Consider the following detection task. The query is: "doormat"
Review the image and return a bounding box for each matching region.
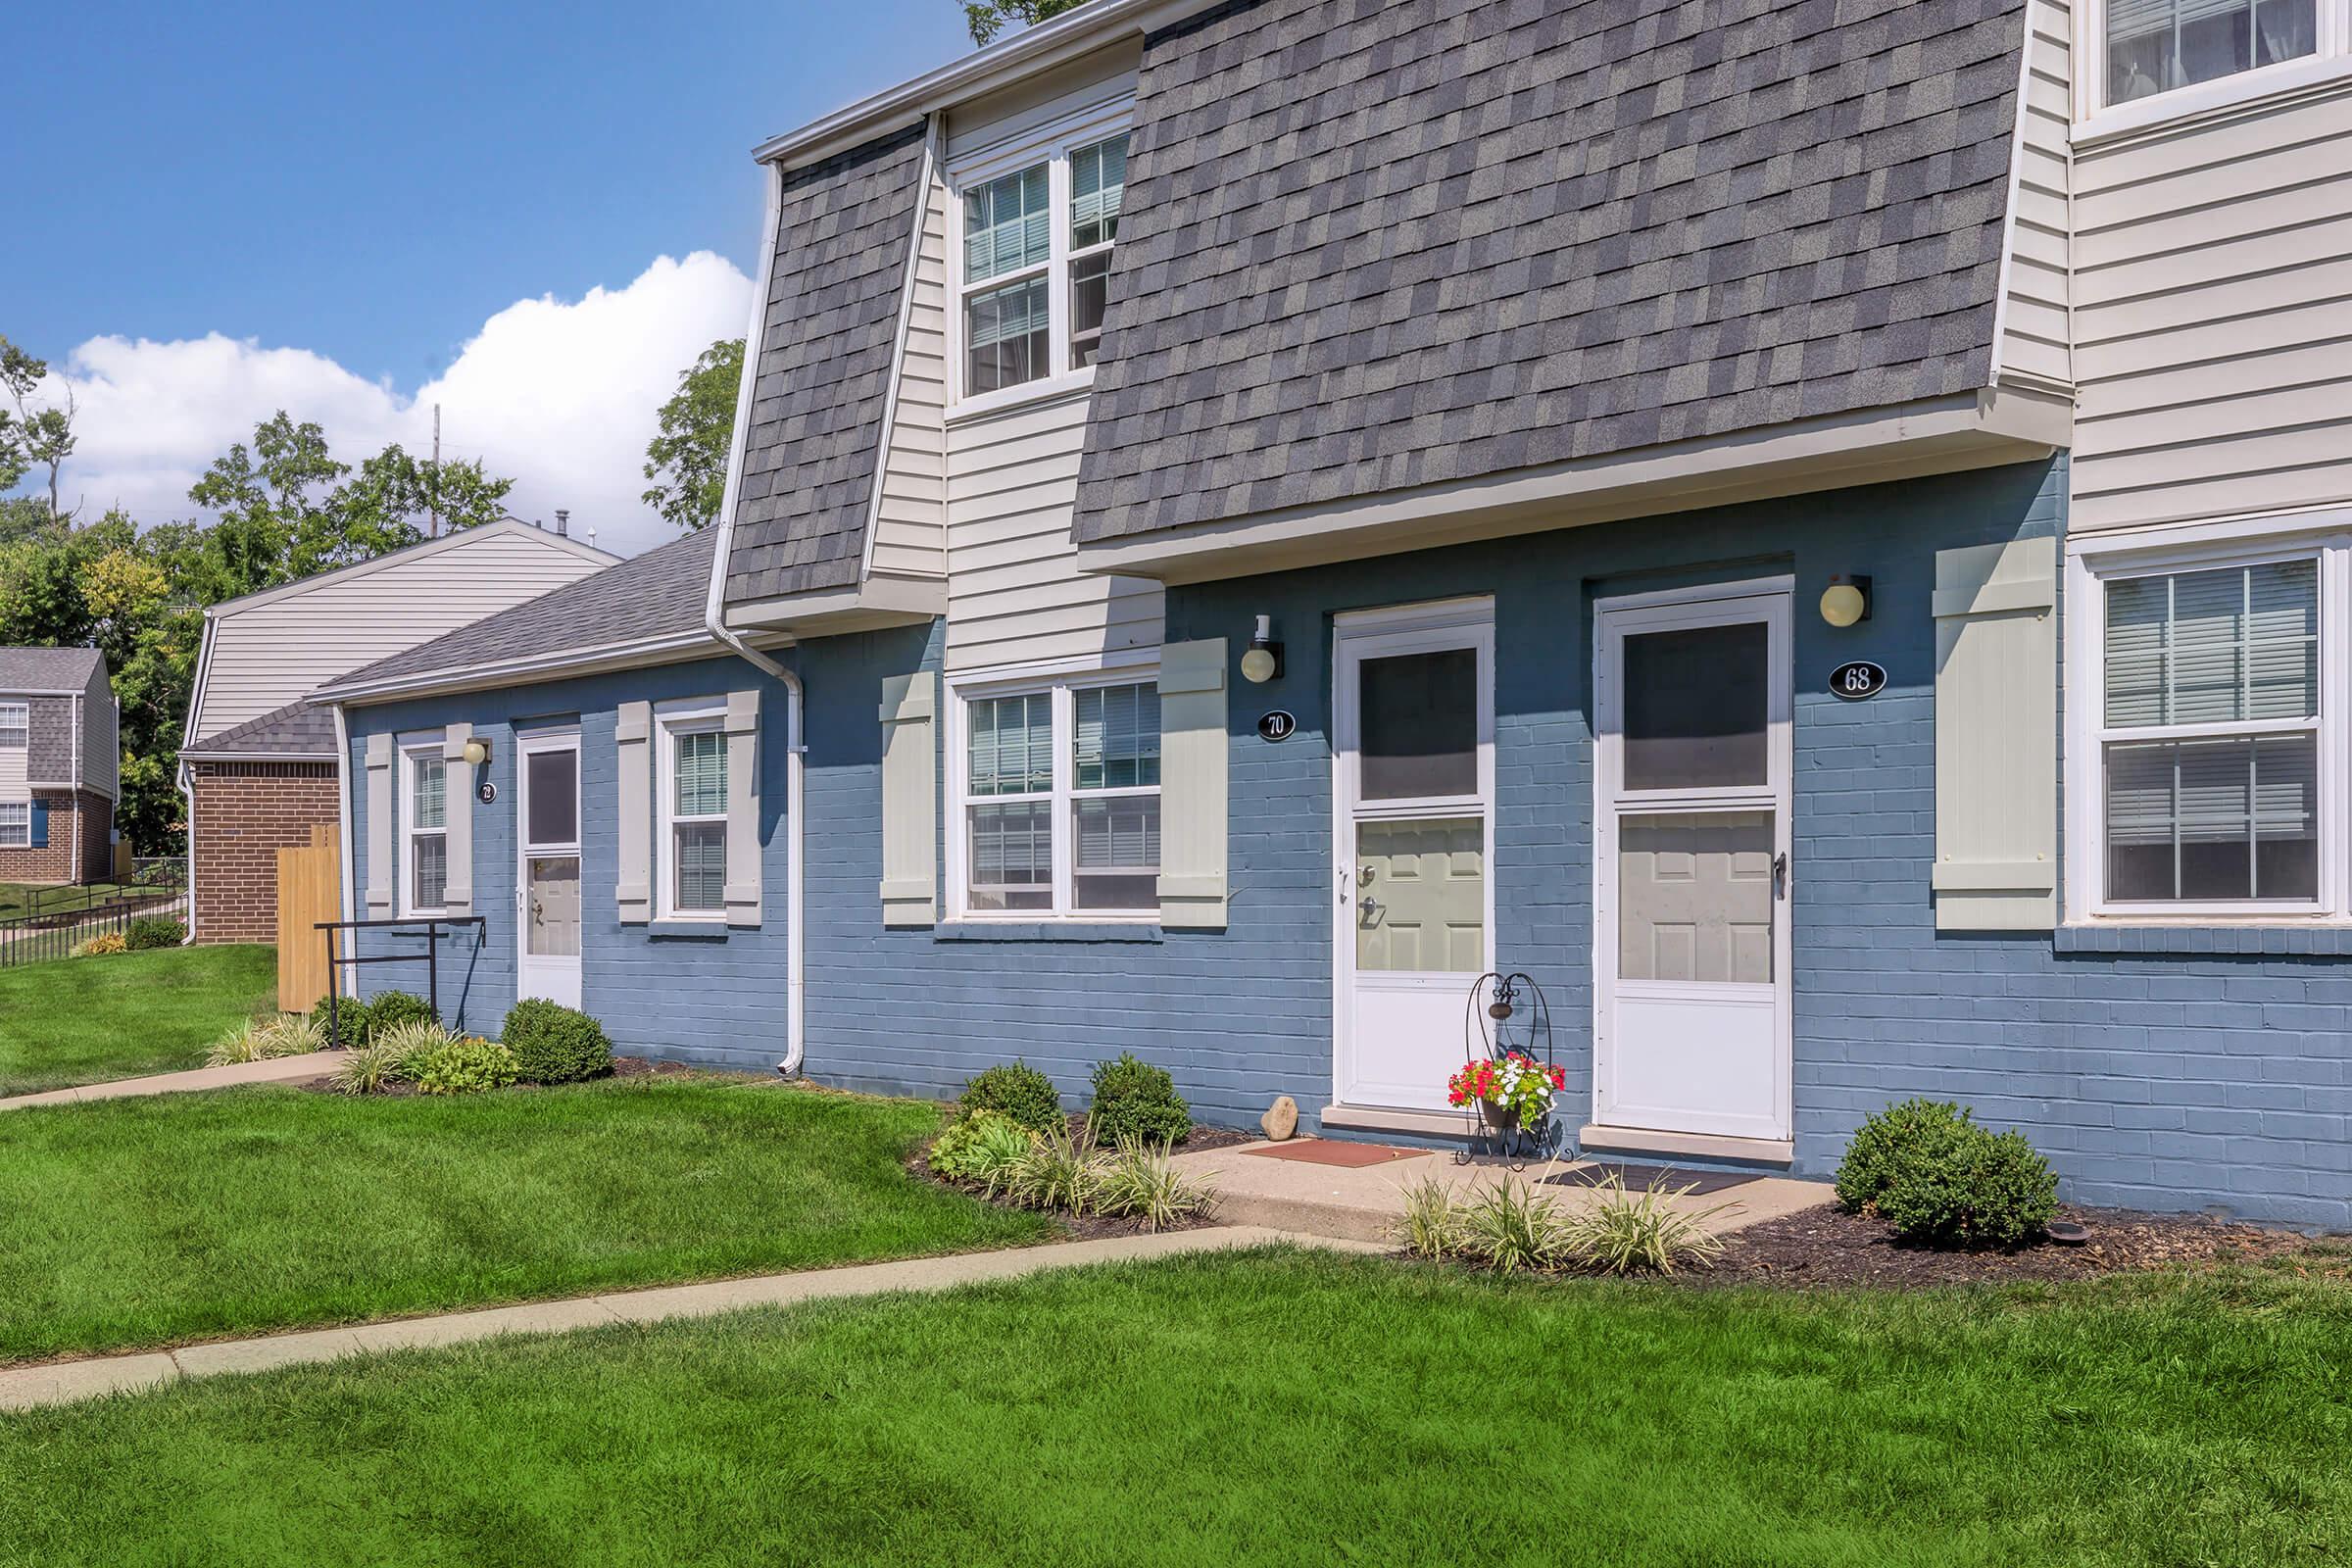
[1544,1162,1760,1198]
[1242,1140,1429,1168]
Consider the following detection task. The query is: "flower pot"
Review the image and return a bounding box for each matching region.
[1476,1100,1520,1134]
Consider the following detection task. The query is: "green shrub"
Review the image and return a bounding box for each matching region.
[124,916,184,951]
[929,1109,1036,1190]
[326,995,372,1047]
[958,1061,1063,1136]
[1877,1125,2058,1249]
[411,1036,519,1096]
[367,991,436,1035]
[1086,1053,1191,1147]
[1837,1098,1976,1213]
[500,999,613,1084]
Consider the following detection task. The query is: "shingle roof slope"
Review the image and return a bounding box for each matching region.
[325,529,719,692]
[1073,0,2029,542]
[721,122,929,607]
[182,700,337,758]
[0,646,104,691]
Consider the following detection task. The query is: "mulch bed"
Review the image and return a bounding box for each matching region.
[1705,1201,2336,1290]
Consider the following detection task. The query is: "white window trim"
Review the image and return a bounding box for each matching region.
[2065,512,2352,923]
[656,698,729,923]
[0,701,25,750]
[944,96,1132,421]
[2076,0,2352,140]
[944,652,1161,923]
[0,802,27,849]
[398,740,449,919]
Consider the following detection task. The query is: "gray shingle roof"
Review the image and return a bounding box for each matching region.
[0,646,104,692]
[180,700,338,758]
[324,529,719,694]
[1072,0,2028,543]
[721,122,929,607]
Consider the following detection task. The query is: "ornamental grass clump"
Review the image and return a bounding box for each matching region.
[1093,1141,1214,1231]
[1837,1098,2058,1249]
[1558,1172,1729,1276]
[330,1039,410,1096]
[1453,1175,1576,1273]
[1005,1121,1104,1216]
[74,932,127,957]
[1396,1173,1466,1260]
[204,1011,325,1066]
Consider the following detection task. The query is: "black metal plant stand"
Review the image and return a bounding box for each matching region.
[1457,971,1560,1170]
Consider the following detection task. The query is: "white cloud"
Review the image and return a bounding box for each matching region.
[34,251,753,558]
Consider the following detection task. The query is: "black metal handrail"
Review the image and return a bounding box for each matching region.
[317,916,487,1046]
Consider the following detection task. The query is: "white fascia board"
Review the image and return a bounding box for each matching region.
[721,573,949,637]
[1075,387,2076,584]
[751,0,1220,170]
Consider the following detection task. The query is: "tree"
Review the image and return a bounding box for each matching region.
[333,445,514,548]
[1,336,77,524]
[642,338,743,532]
[961,0,1091,45]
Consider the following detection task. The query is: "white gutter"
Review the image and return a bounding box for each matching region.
[749,0,1215,169]
[179,762,198,944]
[331,702,356,997]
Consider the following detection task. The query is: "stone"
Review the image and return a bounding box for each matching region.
[1260,1096,1298,1141]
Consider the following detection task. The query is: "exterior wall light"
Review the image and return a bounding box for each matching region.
[1819,575,1871,628]
[461,736,493,767]
[1241,614,1284,683]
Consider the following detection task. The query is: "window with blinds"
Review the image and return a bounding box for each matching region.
[405,750,449,913]
[667,727,728,914]
[957,674,1160,917]
[954,120,1131,396]
[0,803,27,848]
[0,703,25,750]
[2100,559,2321,904]
[2105,0,2318,106]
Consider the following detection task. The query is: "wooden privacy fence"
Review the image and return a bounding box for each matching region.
[277,824,341,1012]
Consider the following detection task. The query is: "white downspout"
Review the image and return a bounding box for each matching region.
[68,690,81,884]
[178,764,198,944]
[331,702,357,1003]
[703,154,806,1077]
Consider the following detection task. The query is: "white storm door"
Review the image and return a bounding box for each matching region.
[1333,601,1495,1114]
[517,730,583,1010]
[1593,583,1792,1142]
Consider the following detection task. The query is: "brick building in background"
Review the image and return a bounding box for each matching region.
[178,520,612,943]
[0,647,117,886]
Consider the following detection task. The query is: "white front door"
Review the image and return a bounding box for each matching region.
[1593,581,1792,1142]
[1333,600,1494,1114]
[516,729,583,1010]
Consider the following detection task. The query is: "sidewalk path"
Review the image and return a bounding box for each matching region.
[0,1050,342,1111]
[0,1226,1385,1412]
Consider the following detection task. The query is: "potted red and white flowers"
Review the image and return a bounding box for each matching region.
[1447,1051,1565,1133]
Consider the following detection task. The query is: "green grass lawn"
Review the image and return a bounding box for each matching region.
[0,943,274,1098]
[0,1078,1052,1363]
[0,1250,2345,1566]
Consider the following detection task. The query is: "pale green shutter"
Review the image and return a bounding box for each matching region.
[439,723,474,915]
[365,731,394,916]
[1933,539,2058,930]
[879,672,937,926]
[615,702,652,924]
[1156,640,1228,929]
[724,689,762,927]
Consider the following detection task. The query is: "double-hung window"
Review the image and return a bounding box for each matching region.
[2079,534,2345,916]
[660,710,727,919]
[956,671,1159,918]
[955,122,1129,402]
[0,803,26,848]
[2087,0,2335,120]
[0,703,25,751]
[402,745,448,914]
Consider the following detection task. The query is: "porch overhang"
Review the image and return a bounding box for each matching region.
[720,571,948,640]
[1075,386,2072,586]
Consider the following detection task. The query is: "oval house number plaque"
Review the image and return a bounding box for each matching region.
[1829,661,1887,701]
[1256,710,1298,742]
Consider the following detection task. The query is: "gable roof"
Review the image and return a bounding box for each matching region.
[319,529,721,700]
[0,646,105,693]
[206,518,613,618]
[719,122,930,610]
[1072,0,2029,544]
[181,699,337,760]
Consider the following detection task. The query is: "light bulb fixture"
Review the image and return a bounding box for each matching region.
[461,736,493,768]
[1819,574,1871,628]
[1240,613,1284,683]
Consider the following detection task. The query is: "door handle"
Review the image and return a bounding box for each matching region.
[1773,852,1789,898]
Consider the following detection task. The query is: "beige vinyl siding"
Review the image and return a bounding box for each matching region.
[1997,0,2073,388]
[943,46,1138,165]
[0,746,24,805]
[944,387,1161,671]
[191,531,608,744]
[2070,82,2352,535]
[869,172,950,580]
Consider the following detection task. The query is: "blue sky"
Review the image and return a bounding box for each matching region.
[9,0,980,551]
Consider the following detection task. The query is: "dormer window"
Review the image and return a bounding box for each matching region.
[2105,0,2317,104]
[954,120,1129,405]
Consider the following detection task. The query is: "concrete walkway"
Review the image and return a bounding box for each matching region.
[1174,1139,1834,1244]
[0,1226,1382,1413]
[0,1051,343,1111]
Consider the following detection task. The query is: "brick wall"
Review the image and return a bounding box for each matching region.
[190,761,339,943]
[0,789,113,884]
